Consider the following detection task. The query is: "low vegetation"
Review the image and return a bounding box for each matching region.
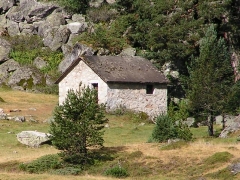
[1,89,240,179]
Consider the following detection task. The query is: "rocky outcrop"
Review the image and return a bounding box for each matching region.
[219,115,240,138]
[0,0,133,90]
[59,43,95,73]
[8,66,44,90]
[0,38,11,62]
[16,131,51,147]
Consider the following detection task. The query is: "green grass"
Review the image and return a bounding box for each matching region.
[104,114,154,146]
[2,89,240,180]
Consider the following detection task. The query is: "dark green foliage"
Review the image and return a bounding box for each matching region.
[151,114,192,142]
[50,85,108,165]
[87,5,118,23]
[105,166,129,178]
[225,80,240,114]
[51,166,82,175]
[187,24,234,136]
[19,154,61,173]
[56,0,90,13]
[168,100,189,121]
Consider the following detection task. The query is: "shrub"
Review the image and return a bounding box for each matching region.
[50,85,108,165]
[105,166,129,178]
[51,166,82,175]
[87,5,118,23]
[19,154,61,173]
[55,0,90,13]
[151,114,192,142]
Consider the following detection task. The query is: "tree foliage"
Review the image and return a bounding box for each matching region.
[187,24,234,135]
[56,0,90,13]
[151,114,192,142]
[50,85,108,164]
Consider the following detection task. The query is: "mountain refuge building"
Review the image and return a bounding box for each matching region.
[55,56,168,117]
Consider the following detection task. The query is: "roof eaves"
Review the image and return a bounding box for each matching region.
[54,58,81,84]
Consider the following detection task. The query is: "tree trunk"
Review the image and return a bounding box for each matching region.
[208,115,214,136]
[222,114,226,130]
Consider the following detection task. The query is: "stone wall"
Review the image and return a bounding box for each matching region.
[58,61,108,104]
[59,60,168,117]
[106,83,167,117]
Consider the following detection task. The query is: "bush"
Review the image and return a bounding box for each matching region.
[50,85,108,165]
[87,5,118,23]
[19,154,61,173]
[55,0,90,13]
[51,166,82,175]
[105,166,129,178]
[151,114,192,142]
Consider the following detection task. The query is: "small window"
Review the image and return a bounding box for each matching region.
[92,83,98,90]
[92,83,98,102]
[146,85,154,94]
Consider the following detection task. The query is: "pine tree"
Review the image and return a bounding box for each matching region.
[49,85,108,164]
[187,24,234,136]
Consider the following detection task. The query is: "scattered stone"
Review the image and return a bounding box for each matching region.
[14,116,25,122]
[230,163,240,175]
[183,117,195,127]
[29,117,38,123]
[9,109,21,112]
[167,139,180,144]
[120,47,136,56]
[16,131,52,147]
[139,122,145,126]
[29,107,37,111]
[104,123,109,128]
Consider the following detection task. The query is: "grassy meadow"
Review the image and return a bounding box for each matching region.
[1,88,240,180]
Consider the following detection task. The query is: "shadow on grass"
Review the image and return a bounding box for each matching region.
[91,146,127,162]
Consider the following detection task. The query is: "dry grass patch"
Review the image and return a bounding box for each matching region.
[0,88,58,121]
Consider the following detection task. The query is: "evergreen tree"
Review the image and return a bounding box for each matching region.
[187,24,234,136]
[49,85,108,164]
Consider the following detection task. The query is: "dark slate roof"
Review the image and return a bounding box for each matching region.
[55,56,168,84]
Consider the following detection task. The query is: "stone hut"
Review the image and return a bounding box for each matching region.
[55,56,168,117]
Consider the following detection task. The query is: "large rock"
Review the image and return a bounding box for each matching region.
[16,131,51,147]
[6,19,20,36]
[90,0,104,7]
[0,59,20,84]
[19,22,37,35]
[43,25,70,51]
[67,22,88,34]
[58,43,95,73]
[0,38,11,62]
[7,66,44,90]
[0,0,15,14]
[33,57,48,70]
[219,115,240,138]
